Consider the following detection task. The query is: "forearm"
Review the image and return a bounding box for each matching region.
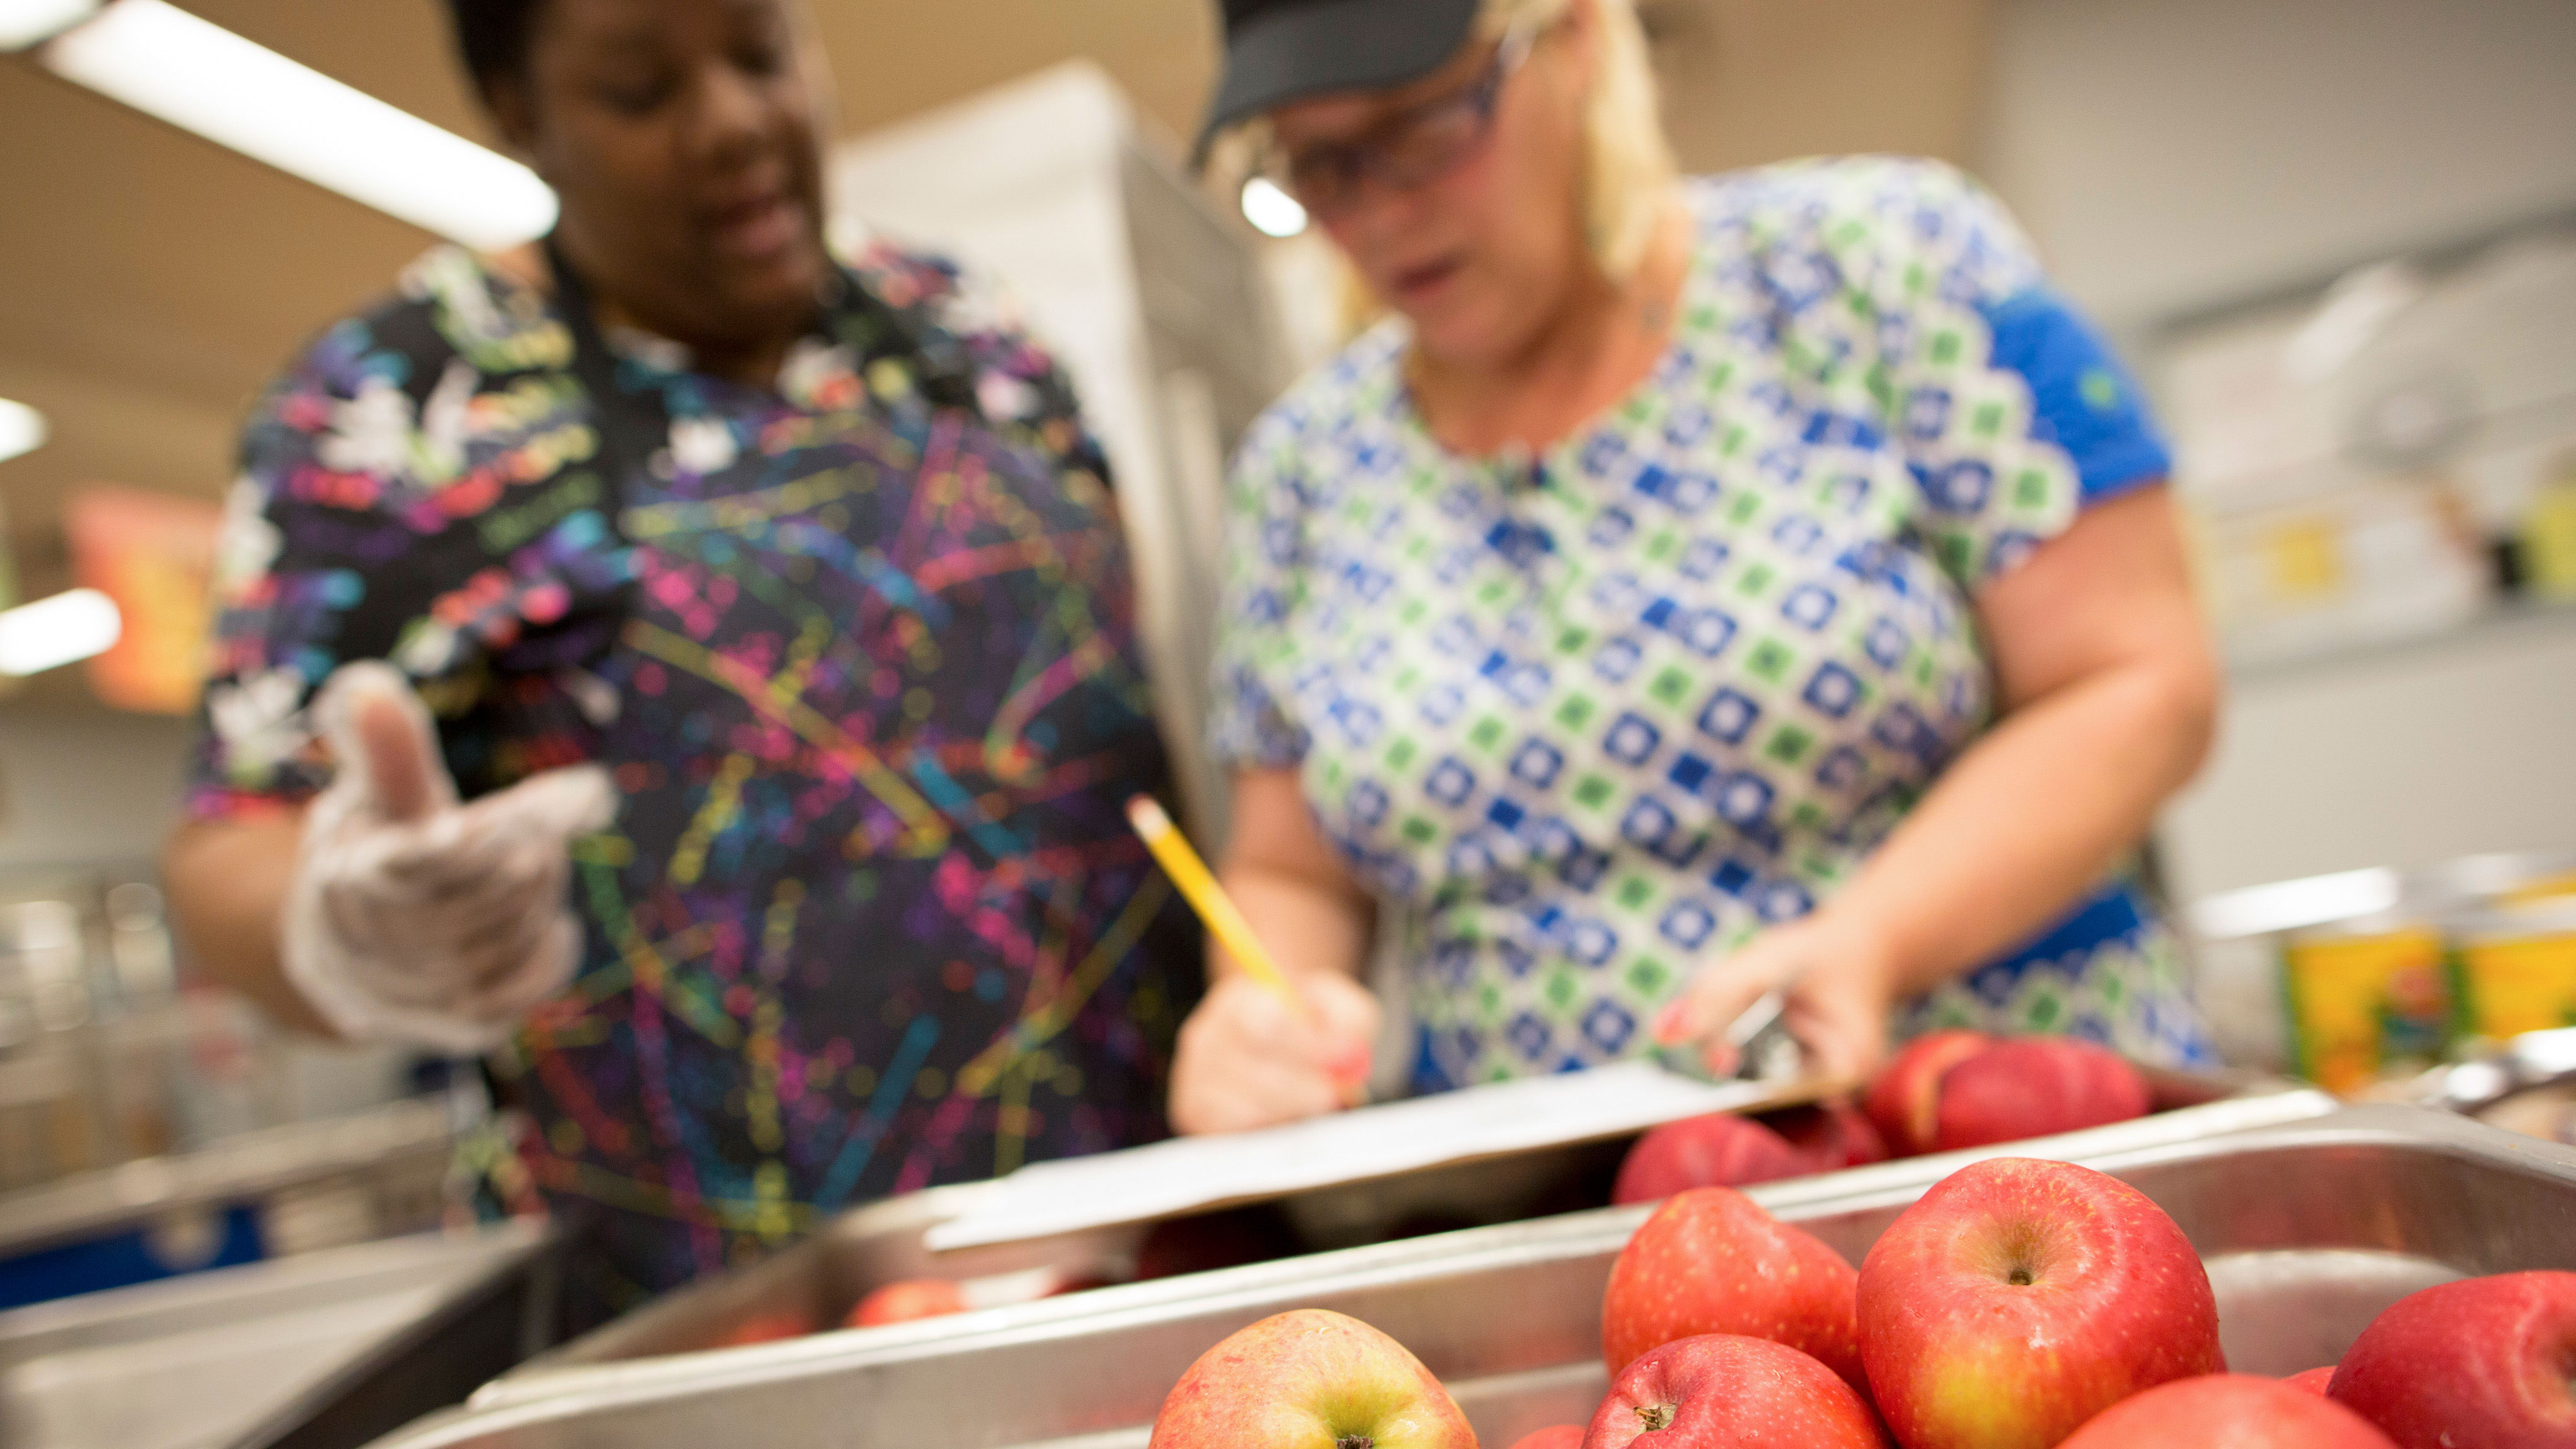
[1832,655,2217,998]
[162,812,339,1037]
[1215,860,1375,984]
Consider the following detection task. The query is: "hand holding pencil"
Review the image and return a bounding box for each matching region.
[1130,796,1378,1135]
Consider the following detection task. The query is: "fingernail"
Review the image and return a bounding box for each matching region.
[1652,1002,1688,1046]
[1702,1044,1741,1078]
[1327,1047,1371,1083]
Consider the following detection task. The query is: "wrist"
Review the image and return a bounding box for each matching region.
[1811,904,1908,1001]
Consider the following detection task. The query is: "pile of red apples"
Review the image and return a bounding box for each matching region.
[1147,1161,2576,1448]
[1147,1031,2576,1448]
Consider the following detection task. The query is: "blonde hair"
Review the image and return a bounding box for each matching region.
[1481,0,1678,282]
[1213,0,1679,333]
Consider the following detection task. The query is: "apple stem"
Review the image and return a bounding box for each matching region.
[1637,1403,1674,1431]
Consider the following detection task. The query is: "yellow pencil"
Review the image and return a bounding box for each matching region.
[1125,795,1304,1011]
[1127,795,1371,1100]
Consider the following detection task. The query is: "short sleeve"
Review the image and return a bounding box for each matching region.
[1205,408,1315,771]
[188,372,375,815]
[1800,160,2173,588]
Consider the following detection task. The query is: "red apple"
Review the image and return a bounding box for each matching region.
[1148,1308,1475,1449]
[845,1278,968,1327]
[1601,1185,1866,1395]
[1506,1428,1585,1449]
[2284,1366,2336,1396]
[1613,1114,1809,1204]
[2329,1270,2576,1448]
[1930,1037,2151,1153]
[1857,1157,2223,1449]
[2058,1374,2395,1448]
[1586,1334,1890,1448]
[1769,1100,1890,1171]
[714,1310,811,1346]
[1863,1029,1988,1156]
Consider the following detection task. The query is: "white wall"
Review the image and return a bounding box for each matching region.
[2162,619,2576,901]
[1981,0,2576,901]
[1983,0,2576,335]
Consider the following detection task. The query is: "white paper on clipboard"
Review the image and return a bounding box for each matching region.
[923,1061,1791,1251]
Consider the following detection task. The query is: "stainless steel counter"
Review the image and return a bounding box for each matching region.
[0,1097,461,1269]
[0,1220,558,1449]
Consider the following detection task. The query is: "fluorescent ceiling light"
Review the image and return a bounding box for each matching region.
[0,398,45,465]
[1241,176,1309,239]
[0,0,96,51]
[0,588,122,677]
[40,0,556,249]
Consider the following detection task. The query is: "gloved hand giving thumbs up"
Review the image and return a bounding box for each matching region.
[280,661,617,1054]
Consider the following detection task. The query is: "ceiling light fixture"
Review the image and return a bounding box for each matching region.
[0,588,122,677]
[1240,176,1309,240]
[37,0,556,249]
[0,398,46,465]
[0,0,95,51]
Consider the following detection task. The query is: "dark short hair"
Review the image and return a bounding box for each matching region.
[442,0,547,97]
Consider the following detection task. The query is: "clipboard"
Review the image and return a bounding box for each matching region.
[924,1062,1847,1251]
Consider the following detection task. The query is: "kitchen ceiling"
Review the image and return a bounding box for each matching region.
[0,0,1989,685]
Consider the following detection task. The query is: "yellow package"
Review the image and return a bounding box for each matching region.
[2454,912,2576,1043]
[2281,924,2450,1096]
[2522,465,2576,601]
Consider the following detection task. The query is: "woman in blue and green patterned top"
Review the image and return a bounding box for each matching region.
[162,0,1196,1307]
[1170,0,2222,1133]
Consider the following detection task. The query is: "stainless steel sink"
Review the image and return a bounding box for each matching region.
[357,1104,2572,1449]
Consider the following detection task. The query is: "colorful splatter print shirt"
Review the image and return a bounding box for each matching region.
[1211,159,2216,1092]
[188,239,1199,1300]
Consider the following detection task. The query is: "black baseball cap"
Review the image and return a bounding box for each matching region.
[1194,0,1482,164]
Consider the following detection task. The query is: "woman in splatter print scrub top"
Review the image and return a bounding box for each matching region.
[164,0,1196,1308]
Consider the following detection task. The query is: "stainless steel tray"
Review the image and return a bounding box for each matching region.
[483,1067,2317,1402]
[371,1104,2576,1449]
[417,1072,2339,1433]
[0,1221,559,1449]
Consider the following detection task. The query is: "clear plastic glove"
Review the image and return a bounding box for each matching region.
[281,661,616,1054]
[1651,911,1900,1087]
[1168,969,1379,1135]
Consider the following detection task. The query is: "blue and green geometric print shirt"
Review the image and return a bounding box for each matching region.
[1209,158,2216,1091]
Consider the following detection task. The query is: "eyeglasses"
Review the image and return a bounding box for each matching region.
[1253,20,1541,222]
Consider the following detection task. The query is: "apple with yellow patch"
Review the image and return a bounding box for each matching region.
[1856,1157,2222,1449]
[1148,1308,1477,1449]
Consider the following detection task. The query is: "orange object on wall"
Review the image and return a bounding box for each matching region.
[64,485,221,714]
